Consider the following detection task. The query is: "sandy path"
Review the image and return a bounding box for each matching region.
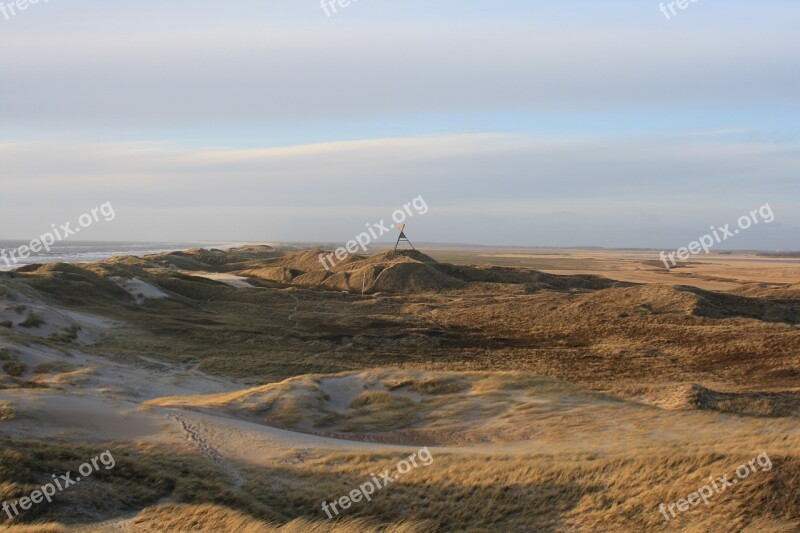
[159,408,418,469]
[168,412,247,488]
[287,292,300,328]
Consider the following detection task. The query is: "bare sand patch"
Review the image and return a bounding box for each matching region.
[178,271,255,288]
[110,277,169,304]
[0,390,163,441]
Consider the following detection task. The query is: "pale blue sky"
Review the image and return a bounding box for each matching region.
[0,1,798,249]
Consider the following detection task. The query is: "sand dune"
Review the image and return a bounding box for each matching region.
[0,246,798,531]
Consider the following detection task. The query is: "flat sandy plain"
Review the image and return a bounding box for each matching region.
[420,246,800,291]
[0,245,798,532]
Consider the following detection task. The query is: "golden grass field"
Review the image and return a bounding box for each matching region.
[0,245,798,532]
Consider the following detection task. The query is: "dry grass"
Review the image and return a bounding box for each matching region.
[144,370,609,444]
[42,366,96,386]
[402,377,469,395]
[31,362,75,375]
[0,525,65,533]
[18,313,45,329]
[146,376,329,427]
[349,390,398,409]
[131,504,274,532]
[3,361,27,377]
[2,442,799,532]
[0,438,277,527]
[116,449,800,532]
[0,247,798,531]
[0,401,15,420]
[131,503,430,532]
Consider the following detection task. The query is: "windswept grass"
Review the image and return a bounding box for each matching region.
[117,449,800,532]
[349,391,400,409]
[131,503,431,533]
[19,313,46,329]
[0,439,276,526]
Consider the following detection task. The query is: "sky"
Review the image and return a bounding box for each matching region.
[1,0,798,250]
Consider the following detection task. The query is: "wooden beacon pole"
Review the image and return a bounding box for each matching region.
[393,224,415,251]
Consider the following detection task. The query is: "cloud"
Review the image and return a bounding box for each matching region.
[0,133,797,247]
[1,23,797,132]
[1,2,796,248]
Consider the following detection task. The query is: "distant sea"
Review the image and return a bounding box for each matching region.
[0,241,241,272]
